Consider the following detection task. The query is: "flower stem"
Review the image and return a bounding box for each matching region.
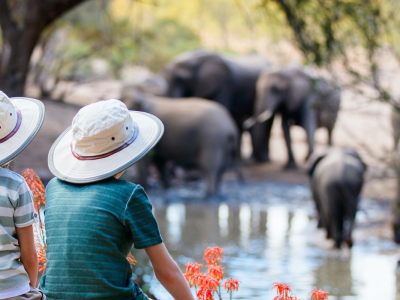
[217,287,223,300]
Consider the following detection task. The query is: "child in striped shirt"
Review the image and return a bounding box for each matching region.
[0,91,45,300]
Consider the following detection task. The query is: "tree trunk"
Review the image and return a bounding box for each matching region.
[0,0,87,96]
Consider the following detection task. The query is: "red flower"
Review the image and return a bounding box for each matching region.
[207,264,224,280]
[310,287,329,300]
[224,278,240,292]
[272,283,292,298]
[184,262,203,287]
[197,286,214,300]
[203,247,225,266]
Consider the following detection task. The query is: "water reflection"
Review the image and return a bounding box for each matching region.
[219,203,229,237]
[239,204,251,248]
[314,255,354,299]
[165,203,185,244]
[149,183,398,300]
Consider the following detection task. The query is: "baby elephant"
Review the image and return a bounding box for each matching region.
[308,148,367,248]
[120,83,242,197]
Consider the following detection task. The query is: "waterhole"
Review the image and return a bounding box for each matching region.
[144,180,398,300]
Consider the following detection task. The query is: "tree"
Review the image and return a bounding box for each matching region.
[0,0,88,96]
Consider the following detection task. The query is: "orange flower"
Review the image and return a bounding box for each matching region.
[207,264,224,280]
[22,169,46,212]
[193,273,220,292]
[273,283,292,298]
[185,262,203,276]
[23,169,48,271]
[224,278,240,292]
[184,262,203,287]
[37,243,47,272]
[126,253,136,265]
[203,247,225,266]
[310,287,329,300]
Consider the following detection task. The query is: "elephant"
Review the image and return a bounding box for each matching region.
[162,50,270,158]
[307,148,367,248]
[120,83,242,197]
[245,67,341,168]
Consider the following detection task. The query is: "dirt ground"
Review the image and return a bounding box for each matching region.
[14,81,397,203]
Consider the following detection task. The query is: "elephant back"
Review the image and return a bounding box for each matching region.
[308,148,366,179]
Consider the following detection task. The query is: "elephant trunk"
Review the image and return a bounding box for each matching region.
[243,108,274,130]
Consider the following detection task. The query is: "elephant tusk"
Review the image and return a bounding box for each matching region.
[257,109,273,123]
[243,117,257,129]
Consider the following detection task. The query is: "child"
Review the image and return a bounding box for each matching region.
[42,99,194,300]
[0,91,45,299]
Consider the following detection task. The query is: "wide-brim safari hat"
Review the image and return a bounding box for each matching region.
[0,91,45,166]
[48,99,164,183]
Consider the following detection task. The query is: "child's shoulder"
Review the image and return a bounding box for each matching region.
[0,168,25,186]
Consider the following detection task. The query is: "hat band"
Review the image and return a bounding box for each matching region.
[0,108,22,144]
[71,120,139,161]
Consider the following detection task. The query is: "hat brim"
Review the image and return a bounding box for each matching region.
[48,111,164,183]
[0,97,45,166]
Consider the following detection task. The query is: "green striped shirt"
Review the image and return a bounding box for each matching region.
[0,168,37,291]
[40,177,162,300]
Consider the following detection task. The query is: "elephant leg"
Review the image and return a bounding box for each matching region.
[342,180,362,248]
[318,180,339,242]
[327,185,344,249]
[204,170,219,198]
[200,148,224,197]
[327,127,333,146]
[331,213,344,249]
[303,108,317,161]
[311,179,324,228]
[282,115,297,169]
[154,157,171,189]
[345,213,356,248]
[251,117,274,162]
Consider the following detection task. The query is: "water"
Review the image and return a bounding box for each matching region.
[143,180,399,300]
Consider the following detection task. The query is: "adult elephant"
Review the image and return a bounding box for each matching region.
[245,68,341,168]
[163,50,270,159]
[308,148,367,248]
[120,83,242,197]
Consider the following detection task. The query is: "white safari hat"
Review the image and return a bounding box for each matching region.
[0,91,45,165]
[48,99,164,183]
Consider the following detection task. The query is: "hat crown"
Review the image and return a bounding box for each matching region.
[72,99,135,156]
[0,91,18,139]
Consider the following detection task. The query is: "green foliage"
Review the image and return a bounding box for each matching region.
[34,0,201,82]
[138,18,201,71]
[261,0,400,65]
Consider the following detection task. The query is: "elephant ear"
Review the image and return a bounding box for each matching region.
[307,150,329,177]
[286,70,313,111]
[343,148,368,173]
[194,55,230,100]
